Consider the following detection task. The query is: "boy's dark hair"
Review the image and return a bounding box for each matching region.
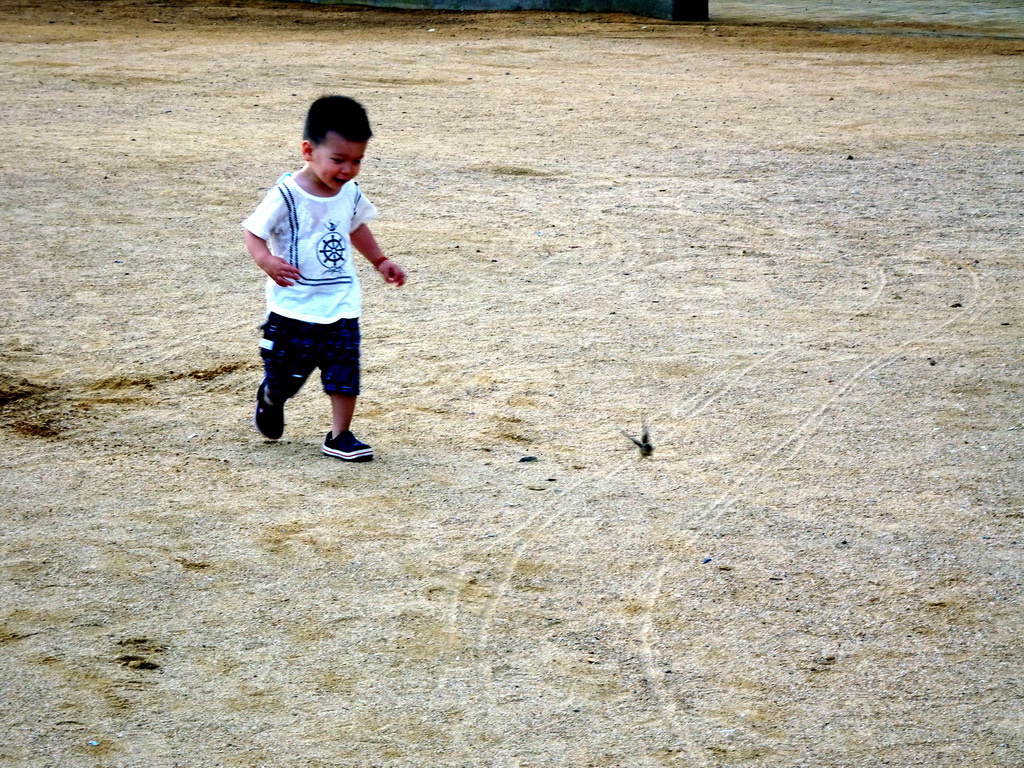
[304,95,373,145]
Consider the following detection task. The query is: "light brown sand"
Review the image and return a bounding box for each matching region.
[1,2,1021,766]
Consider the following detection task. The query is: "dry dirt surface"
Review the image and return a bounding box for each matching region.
[1,1,1022,766]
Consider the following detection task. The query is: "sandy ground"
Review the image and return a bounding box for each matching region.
[712,0,1024,38]
[0,1,1022,766]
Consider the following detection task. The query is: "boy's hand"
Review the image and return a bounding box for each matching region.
[245,230,301,286]
[261,256,302,287]
[376,259,407,287]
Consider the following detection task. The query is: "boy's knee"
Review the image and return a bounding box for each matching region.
[266,374,305,403]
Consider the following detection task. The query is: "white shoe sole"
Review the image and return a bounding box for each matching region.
[322,444,374,462]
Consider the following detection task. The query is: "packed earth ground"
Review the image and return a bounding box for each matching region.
[1,1,1021,766]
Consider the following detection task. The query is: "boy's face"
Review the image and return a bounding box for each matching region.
[301,131,367,194]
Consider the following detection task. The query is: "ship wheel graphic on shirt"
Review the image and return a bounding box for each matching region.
[316,222,348,271]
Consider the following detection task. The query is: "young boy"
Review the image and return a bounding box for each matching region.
[243,95,406,462]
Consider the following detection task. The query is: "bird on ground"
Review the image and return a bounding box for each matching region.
[621,421,653,457]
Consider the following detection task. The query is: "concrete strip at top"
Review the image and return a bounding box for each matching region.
[306,0,708,22]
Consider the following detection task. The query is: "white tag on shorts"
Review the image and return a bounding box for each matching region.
[259,338,274,351]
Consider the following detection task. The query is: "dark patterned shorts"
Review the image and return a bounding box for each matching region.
[259,312,360,400]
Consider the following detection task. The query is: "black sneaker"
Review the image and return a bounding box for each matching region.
[322,430,374,462]
[254,380,284,440]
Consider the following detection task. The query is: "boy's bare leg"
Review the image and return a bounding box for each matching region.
[329,393,357,438]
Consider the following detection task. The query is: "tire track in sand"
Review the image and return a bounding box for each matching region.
[633,261,992,761]
[438,258,896,759]
[699,262,987,526]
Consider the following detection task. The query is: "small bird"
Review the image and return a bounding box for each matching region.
[621,421,653,457]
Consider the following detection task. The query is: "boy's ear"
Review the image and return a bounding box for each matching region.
[300,139,315,160]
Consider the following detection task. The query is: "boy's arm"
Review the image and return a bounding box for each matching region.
[351,224,406,287]
[244,230,301,287]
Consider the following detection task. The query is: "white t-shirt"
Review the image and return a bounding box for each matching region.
[242,174,379,323]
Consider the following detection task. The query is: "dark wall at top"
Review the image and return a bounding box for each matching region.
[309,0,707,22]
